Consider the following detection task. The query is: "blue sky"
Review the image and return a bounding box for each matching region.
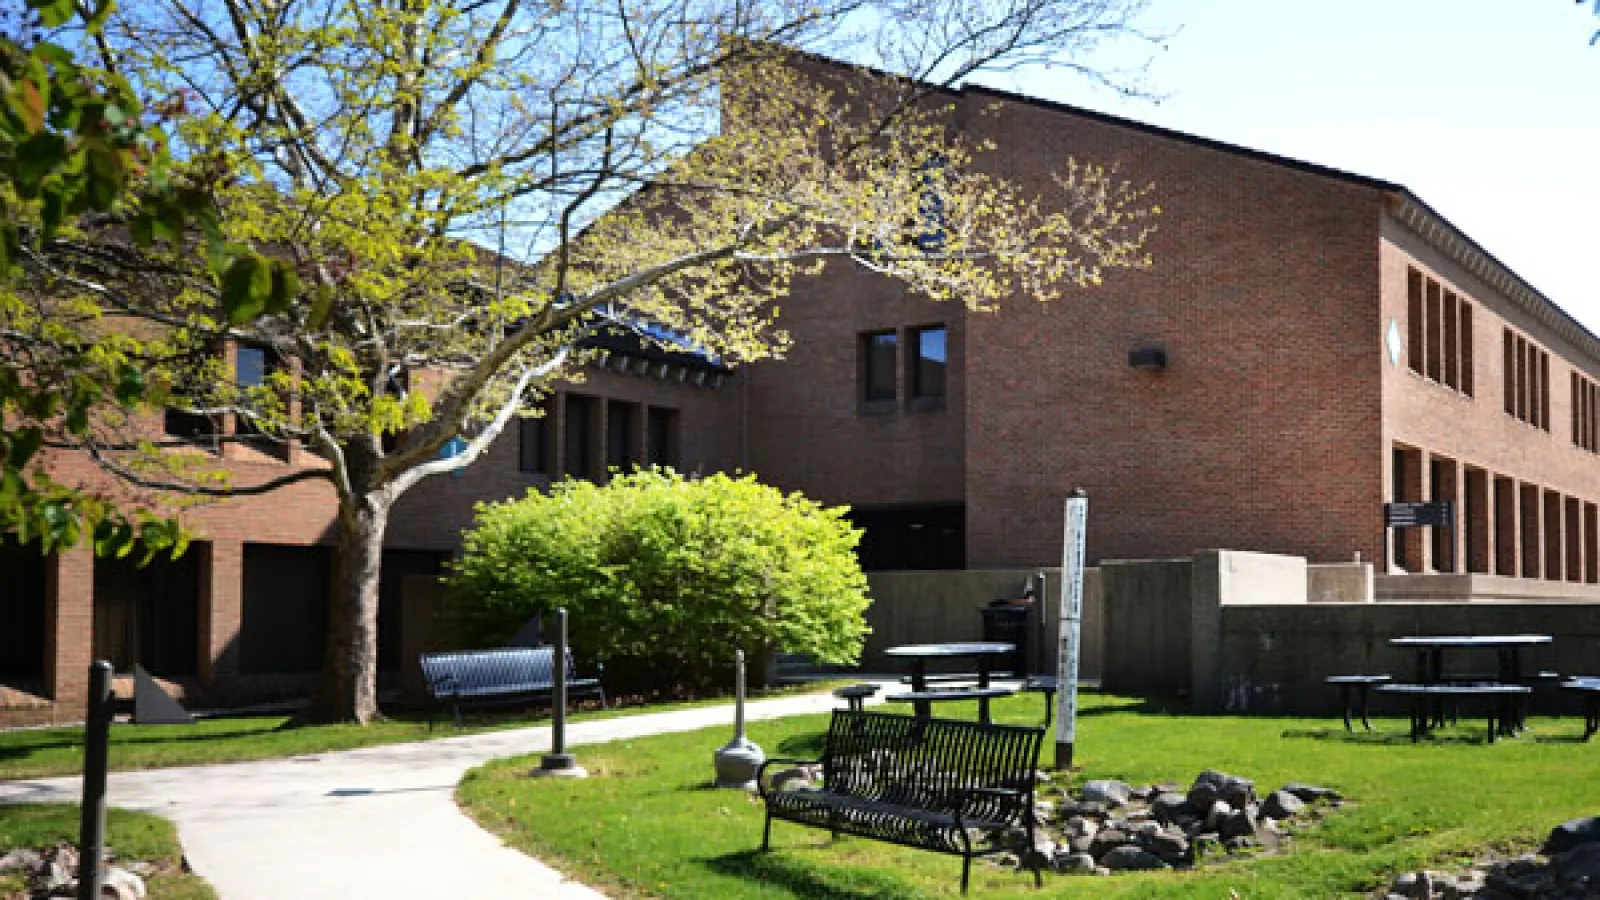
[973,1,1600,331]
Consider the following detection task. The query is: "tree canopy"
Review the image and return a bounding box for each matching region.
[13,0,1161,723]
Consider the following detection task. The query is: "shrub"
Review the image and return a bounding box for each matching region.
[447,469,870,693]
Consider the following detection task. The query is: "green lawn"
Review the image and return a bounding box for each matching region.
[456,691,1600,899]
[0,683,848,781]
[0,804,214,899]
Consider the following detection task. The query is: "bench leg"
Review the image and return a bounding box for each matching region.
[1340,684,1353,733]
[977,696,992,725]
[1358,685,1374,731]
[961,855,972,895]
[761,809,774,851]
[1041,690,1055,728]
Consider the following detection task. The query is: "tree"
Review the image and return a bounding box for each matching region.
[1,0,284,560]
[450,470,870,695]
[21,0,1160,724]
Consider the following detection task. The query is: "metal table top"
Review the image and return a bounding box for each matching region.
[1387,635,1553,649]
[884,642,1015,658]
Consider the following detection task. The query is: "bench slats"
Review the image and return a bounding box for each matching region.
[419,646,604,726]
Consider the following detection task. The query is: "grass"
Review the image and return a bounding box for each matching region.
[0,681,850,781]
[456,691,1600,899]
[0,803,214,900]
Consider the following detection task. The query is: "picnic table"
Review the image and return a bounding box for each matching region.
[1383,634,1554,738]
[883,642,1016,723]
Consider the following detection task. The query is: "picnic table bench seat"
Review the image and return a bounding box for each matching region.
[1378,682,1530,743]
[1561,678,1600,740]
[757,709,1044,894]
[884,687,1014,724]
[419,646,604,727]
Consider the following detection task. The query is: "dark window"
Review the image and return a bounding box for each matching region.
[234,345,290,458]
[861,331,897,403]
[240,544,330,674]
[647,407,678,468]
[909,325,947,401]
[93,545,204,677]
[606,401,638,474]
[848,505,965,571]
[563,395,596,480]
[1407,269,1424,375]
[0,538,48,684]
[1504,329,1550,431]
[518,414,549,474]
[377,550,448,672]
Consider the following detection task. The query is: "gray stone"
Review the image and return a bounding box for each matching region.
[1280,782,1342,804]
[1219,808,1258,842]
[1151,792,1192,825]
[1148,830,1189,860]
[1205,799,1233,831]
[1187,770,1228,809]
[1088,828,1130,859]
[1060,800,1108,818]
[102,866,148,900]
[1261,790,1307,820]
[1064,816,1098,840]
[0,848,42,871]
[1543,816,1600,855]
[1555,841,1600,882]
[1054,851,1097,874]
[1081,779,1133,807]
[1101,845,1167,871]
[1068,835,1094,854]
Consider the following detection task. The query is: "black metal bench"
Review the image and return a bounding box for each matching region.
[419,646,604,728]
[1561,678,1600,740]
[757,709,1044,894]
[1378,683,1530,743]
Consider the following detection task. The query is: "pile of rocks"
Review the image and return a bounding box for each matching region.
[0,845,149,899]
[1001,769,1343,876]
[1373,816,1600,899]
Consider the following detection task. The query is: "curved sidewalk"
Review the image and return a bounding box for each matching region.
[0,687,883,900]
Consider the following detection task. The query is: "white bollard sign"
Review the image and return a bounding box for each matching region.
[1054,488,1088,769]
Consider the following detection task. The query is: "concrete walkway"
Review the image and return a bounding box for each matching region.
[0,687,882,900]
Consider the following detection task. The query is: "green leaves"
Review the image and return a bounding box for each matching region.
[218,253,301,324]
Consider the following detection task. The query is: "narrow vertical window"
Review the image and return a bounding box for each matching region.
[646,407,678,468]
[1442,292,1458,389]
[1407,269,1424,375]
[563,395,595,481]
[860,330,898,403]
[1425,280,1442,382]
[606,401,637,473]
[518,415,548,474]
[1503,330,1515,416]
[908,325,947,402]
[1540,352,1551,431]
[1459,302,1473,396]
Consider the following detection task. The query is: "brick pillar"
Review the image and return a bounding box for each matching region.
[199,540,244,689]
[45,545,95,720]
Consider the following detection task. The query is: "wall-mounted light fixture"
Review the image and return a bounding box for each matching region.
[1128,346,1167,370]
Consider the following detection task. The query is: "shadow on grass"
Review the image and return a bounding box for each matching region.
[702,849,910,900]
[1279,727,1530,746]
[775,732,828,758]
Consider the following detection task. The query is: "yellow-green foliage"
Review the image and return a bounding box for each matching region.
[449,469,870,691]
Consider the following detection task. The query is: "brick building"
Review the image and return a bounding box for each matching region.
[5,73,1598,723]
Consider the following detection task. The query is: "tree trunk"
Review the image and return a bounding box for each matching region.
[296,488,392,725]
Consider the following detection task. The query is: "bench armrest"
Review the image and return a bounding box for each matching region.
[755,756,823,800]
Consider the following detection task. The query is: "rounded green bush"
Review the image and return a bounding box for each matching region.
[447,469,870,693]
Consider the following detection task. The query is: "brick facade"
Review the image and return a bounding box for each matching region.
[9,69,1598,723]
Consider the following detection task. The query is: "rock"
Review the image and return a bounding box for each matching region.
[1390,872,1418,895]
[1128,820,1162,838]
[1033,769,1053,784]
[1081,779,1133,807]
[1187,770,1227,809]
[1088,828,1130,859]
[1151,792,1192,825]
[1280,782,1342,804]
[1205,800,1233,831]
[1063,816,1098,840]
[1068,835,1095,854]
[1254,818,1284,852]
[1101,845,1167,871]
[1409,870,1433,899]
[767,767,815,791]
[102,866,148,900]
[1555,841,1600,882]
[1054,851,1097,874]
[1261,790,1307,820]
[1148,830,1189,860]
[1219,808,1258,842]
[0,848,42,871]
[1542,816,1600,855]
[1218,776,1256,810]
[1224,835,1255,852]
[1060,800,1108,818]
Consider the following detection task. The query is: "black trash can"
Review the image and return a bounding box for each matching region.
[980,601,1030,676]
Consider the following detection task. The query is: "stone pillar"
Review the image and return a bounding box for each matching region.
[199,540,244,689]
[45,545,95,721]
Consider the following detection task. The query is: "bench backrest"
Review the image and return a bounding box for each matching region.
[821,710,1042,823]
[420,646,573,696]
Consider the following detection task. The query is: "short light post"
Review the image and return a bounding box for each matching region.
[713,649,765,789]
[532,608,587,779]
